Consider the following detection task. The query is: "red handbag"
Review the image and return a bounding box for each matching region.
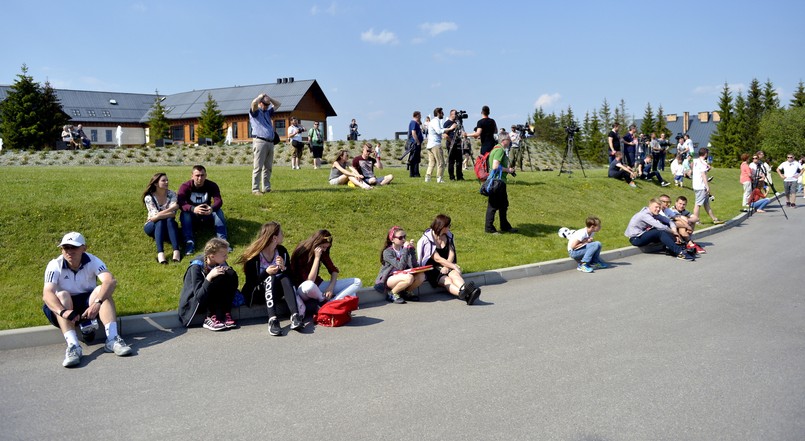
[314,295,359,327]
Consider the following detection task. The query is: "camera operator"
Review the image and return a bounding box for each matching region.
[464,105,498,156]
[657,133,670,170]
[288,117,305,170]
[508,125,521,171]
[444,109,465,181]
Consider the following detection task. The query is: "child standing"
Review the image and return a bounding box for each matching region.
[566,216,609,273]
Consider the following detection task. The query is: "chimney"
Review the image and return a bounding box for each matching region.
[282,78,288,84]
[683,112,689,133]
[698,112,709,123]
[276,78,282,84]
[289,77,294,83]
[712,111,721,122]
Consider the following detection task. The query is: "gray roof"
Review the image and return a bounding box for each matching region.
[636,113,719,149]
[139,79,337,123]
[0,85,154,123]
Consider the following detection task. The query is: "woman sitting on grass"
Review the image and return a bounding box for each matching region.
[237,222,303,337]
[290,230,362,318]
[416,214,481,305]
[329,149,372,189]
[142,172,181,264]
[178,238,239,331]
[374,226,425,304]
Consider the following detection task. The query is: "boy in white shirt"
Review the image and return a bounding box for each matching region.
[566,216,609,273]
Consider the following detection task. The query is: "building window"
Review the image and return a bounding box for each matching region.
[105,130,113,142]
[72,109,81,117]
[90,130,98,142]
[232,122,238,139]
[171,126,184,141]
[87,110,96,117]
[189,124,195,142]
[274,120,286,137]
[102,110,111,117]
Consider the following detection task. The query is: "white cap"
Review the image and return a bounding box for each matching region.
[58,232,86,247]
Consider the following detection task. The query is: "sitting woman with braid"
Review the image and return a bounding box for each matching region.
[237,222,303,337]
[374,226,425,304]
[416,214,481,305]
[178,238,239,331]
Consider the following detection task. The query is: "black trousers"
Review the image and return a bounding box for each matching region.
[447,141,464,180]
[204,268,238,318]
[264,275,299,318]
[408,143,422,177]
[485,188,511,233]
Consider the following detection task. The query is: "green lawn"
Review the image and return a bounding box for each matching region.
[0,164,743,329]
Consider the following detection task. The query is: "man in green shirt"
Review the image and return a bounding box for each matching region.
[485,136,518,234]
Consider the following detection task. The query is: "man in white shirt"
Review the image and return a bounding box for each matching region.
[425,107,457,183]
[777,153,802,207]
[691,148,723,225]
[42,232,132,367]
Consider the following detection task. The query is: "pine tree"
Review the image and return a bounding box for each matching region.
[761,79,780,112]
[790,80,805,108]
[598,98,612,132]
[731,92,749,162]
[618,99,629,126]
[148,90,170,146]
[745,78,763,143]
[0,64,64,149]
[709,83,734,166]
[197,93,225,144]
[655,105,671,139]
[640,103,655,136]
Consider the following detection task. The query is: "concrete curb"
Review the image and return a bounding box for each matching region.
[0,212,748,351]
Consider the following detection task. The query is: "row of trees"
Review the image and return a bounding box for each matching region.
[709,79,805,165]
[0,65,228,149]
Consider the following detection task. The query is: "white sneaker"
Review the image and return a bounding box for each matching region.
[63,344,82,367]
[437,177,444,184]
[424,177,431,182]
[104,335,133,356]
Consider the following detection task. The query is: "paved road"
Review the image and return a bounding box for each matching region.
[2,204,804,441]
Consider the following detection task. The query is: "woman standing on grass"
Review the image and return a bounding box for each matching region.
[290,230,361,318]
[329,149,372,189]
[374,226,425,304]
[237,222,303,337]
[416,214,481,305]
[142,172,181,264]
[178,238,239,331]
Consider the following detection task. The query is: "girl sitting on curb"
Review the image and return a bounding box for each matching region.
[416,214,481,305]
[178,238,239,331]
[374,226,425,304]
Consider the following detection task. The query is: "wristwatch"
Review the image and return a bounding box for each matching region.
[94,299,104,305]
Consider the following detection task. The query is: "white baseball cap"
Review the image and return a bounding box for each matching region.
[58,232,86,247]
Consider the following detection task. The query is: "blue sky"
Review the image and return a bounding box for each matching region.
[2,0,804,140]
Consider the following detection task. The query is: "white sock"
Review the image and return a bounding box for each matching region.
[105,322,118,341]
[64,330,79,347]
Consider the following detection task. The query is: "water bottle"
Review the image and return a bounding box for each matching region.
[79,318,99,342]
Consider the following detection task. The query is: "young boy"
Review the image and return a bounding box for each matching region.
[566,216,609,273]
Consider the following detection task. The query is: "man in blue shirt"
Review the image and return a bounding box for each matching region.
[249,93,282,194]
[407,111,424,177]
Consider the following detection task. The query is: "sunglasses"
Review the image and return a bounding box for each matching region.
[62,245,80,250]
[394,235,406,240]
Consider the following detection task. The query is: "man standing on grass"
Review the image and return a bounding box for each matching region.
[178,165,229,255]
[249,93,282,195]
[406,111,424,178]
[691,148,723,225]
[465,105,498,156]
[425,107,457,183]
[607,123,621,163]
[777,153,802,207]
[42,232,132,368]
[485,136,518,234]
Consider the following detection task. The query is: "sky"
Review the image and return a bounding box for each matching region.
[2,0,804,140]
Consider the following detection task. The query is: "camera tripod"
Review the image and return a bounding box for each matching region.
[558,131,586,177]
[511,130,535,172]
[748,164,788,219]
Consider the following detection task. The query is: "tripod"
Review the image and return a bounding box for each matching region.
[748,164,788,219]
[512,130,535,172]
[558,130,586,177]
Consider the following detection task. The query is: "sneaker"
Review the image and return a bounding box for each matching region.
[577,263,594,273]
[712,219,724,225]
[592,261,610,269]
[223,313,237,329]
[203,315,226,332]
[268,317,282,336]
[436,177,444,184]
[466,284,482,305]
[392,293,406,304]
[691,242,706,254]
[677,252,695,261]
[185,240,195,256]
[290,313,303,331]
[424,177,431,183]
[458,284,468,301]
[707,176,714,182]
[661,181,670,187]
[63,344,82,367]
[401,291,420,302]
[629,182,637,188]
[104,335,133,356]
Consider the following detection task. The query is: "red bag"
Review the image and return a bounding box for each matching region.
[314,295,359,327]
[473,146,501,182]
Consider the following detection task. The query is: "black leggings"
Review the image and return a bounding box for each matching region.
[204,268,238,318]
[264,275,299,318]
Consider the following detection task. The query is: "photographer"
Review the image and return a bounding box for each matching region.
[425,107,456,183]
[288,117,305,170]
[657,133,670,171]
[444,109,465,181]
[484,136,518,234]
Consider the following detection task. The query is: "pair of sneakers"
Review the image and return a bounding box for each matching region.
[577,261,610,273]
[458,282,481,305]
[268,313,303,336]
[63,335,133,367]
[203,313,237,331]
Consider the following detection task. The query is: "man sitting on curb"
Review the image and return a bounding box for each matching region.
[662,195,706,254]
[625,198,696,261]
[42,232,132,368]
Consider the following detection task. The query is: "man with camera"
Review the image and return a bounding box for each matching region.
[444,109,465,181]
[249,93,281,194]
[425,107,458,184]
[485,136,518,234]
[465,105,498,156]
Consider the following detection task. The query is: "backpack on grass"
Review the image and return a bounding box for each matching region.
[314,295,359,327]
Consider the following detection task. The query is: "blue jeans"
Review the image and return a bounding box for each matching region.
[144,218,181,252]
[629,229,684,255]
[180,208,228,243]
[569,241,602,264]
[750,198,771,211]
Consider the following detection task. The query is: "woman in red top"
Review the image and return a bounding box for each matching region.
[739,153,753,207]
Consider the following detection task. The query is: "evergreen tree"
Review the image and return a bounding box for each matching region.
[148,90,170,145]
[581,110,605,163]
[745,78,763,143]
[655,105,671,139]
[0,64,66,149]
[761,79,780,112]
[730,92,749,163]
[618,99,629,126]
[790,80,805,108]
[639,103,655,136]
[598,98,612,132]
[197,93,225,144]
[709,83,734,166]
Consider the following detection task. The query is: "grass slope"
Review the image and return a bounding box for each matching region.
[0,163,741,329]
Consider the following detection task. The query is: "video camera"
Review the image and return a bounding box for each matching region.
[513,124,534,135]
[565,125,580,135]
[456,110,468,120]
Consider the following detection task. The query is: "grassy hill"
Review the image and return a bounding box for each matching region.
[0,145,742,329]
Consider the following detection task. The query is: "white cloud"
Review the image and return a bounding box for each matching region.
[693,83,746,95]
[311,2,336,15]
[420,22,458,36]
[534,93,561,108]
[361,28,398,45]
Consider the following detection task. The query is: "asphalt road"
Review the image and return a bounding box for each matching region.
[1,202,803,441]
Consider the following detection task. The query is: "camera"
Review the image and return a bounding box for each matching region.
[675,133,684,141]
[513,124,534,135]
[456,110,468,120]
[565,125,580,135]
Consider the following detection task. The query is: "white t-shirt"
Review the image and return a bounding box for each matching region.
[777,160,802,182]
[692,157,708,190]
[426,117,445,149]
[44,253,108,294]
[567,228,592,252]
